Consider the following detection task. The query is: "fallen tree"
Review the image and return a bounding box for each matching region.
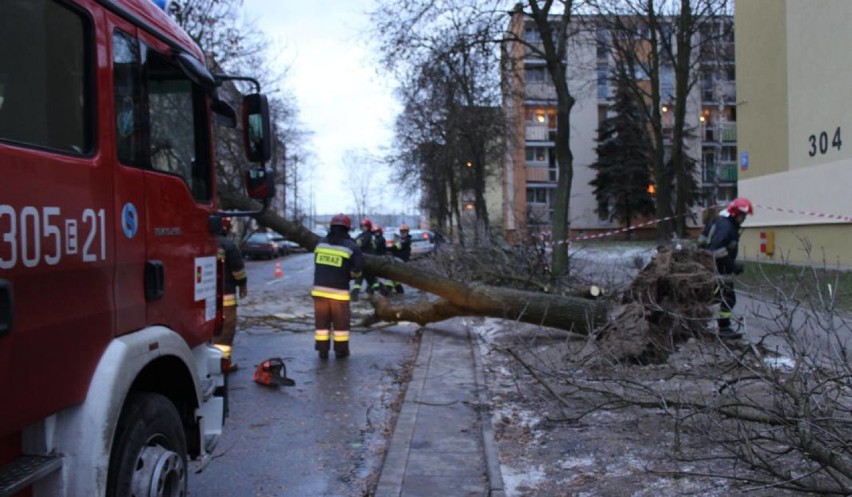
[223,192,611,333]
[224,194,721,359]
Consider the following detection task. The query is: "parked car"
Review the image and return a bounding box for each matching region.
[409,229,436,258]
[279,239,307,253]
[241,232,282,259]
[269,234,293,256]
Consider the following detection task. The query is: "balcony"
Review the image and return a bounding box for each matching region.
[702,123,737,144]
[525,81,556,100]
[704,162,737,183]
[701,80,736,103]
[525,125,549,142]
[721,123,736,142]
[526,166,551,182]
[526,204,553,226]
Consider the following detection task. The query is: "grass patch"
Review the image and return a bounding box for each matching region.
[738,261,852,314]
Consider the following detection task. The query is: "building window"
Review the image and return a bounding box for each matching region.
[527,188,548,204]
[525,66,546,82]
[597,64,609,99]
[598,105,608,128]
[524,27,541,44]
[720,146,737,162]
[661,65,674,99]
[526,107,549,124]
[596,27,608,59]
[526,187,554,225]
[701,71,714,101]
[525,147,548,163]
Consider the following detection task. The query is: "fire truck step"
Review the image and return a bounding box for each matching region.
[0,455,63,497]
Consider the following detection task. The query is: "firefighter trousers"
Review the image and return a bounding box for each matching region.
[313,296,351,356]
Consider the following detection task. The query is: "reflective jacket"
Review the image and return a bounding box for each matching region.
[704,214,741,275]
[311,236,364,300]
[355,230,374,255]
[373,234,387,256]
[218,235,247,306]
[391,233,412,262]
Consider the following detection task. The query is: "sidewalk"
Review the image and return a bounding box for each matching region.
[375,319,505,497]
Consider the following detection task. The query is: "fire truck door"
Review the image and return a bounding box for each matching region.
[137,31,217,346]
[0,0,115,436]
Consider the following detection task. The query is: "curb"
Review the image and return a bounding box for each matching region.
[373,329,431,497]
[468,324,506,497]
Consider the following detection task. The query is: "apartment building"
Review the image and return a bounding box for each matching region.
[502,11,736,241]
[736,0,852,266]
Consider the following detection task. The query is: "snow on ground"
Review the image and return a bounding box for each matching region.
[467,242,809,497]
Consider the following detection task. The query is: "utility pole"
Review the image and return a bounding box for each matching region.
[291,154,300,221]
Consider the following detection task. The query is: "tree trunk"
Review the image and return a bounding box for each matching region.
[365,254,610,333]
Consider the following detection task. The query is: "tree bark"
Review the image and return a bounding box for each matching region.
[365,254,610,333]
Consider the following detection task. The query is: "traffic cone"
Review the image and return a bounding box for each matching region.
[274,261,283,278]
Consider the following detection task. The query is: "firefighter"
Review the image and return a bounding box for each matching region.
[351,218,376,301]
[389,223,412,294]
[371,223,388,295]
[213,217,247,372]
[311,214,364,359]
[703,197,753,340]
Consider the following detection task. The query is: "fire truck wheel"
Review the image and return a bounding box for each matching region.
[106,392,188,497]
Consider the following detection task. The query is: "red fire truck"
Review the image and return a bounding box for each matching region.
[0,0,275,495]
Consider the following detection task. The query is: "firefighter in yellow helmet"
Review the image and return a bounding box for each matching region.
[311,214,364,359]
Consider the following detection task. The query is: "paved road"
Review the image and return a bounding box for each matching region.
[188,253,421,497]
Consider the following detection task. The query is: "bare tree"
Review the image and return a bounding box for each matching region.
[594,0,733,239]
[371,0,505,240]
[371,0,585,277]
[343,148,377,220]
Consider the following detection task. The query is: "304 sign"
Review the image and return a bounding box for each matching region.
[807,127,841,157]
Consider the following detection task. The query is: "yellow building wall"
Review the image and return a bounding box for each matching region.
[736,0,852,266]
[735,0,788,180]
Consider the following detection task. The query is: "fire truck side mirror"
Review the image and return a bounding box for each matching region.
[244,167,275,200]
[242,93,271,163]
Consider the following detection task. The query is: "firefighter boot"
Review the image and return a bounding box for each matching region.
[394,284,404,295]
[315,340,330,360]
[334,341,350,359]
[717,318,743,340]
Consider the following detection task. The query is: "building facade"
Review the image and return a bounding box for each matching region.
[502,11,736,241]
[736,0,852,266]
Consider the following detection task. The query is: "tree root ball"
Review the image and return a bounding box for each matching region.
[596,245,720,364]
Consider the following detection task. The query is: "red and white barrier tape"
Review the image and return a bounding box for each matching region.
[542,203,852,248]
[568,213,681,243]
[753,204,852,223]
[541,213,683,247]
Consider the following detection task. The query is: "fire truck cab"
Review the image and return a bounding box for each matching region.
[0,0,273,495]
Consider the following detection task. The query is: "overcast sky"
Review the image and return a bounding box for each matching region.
[240,0,410,216]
